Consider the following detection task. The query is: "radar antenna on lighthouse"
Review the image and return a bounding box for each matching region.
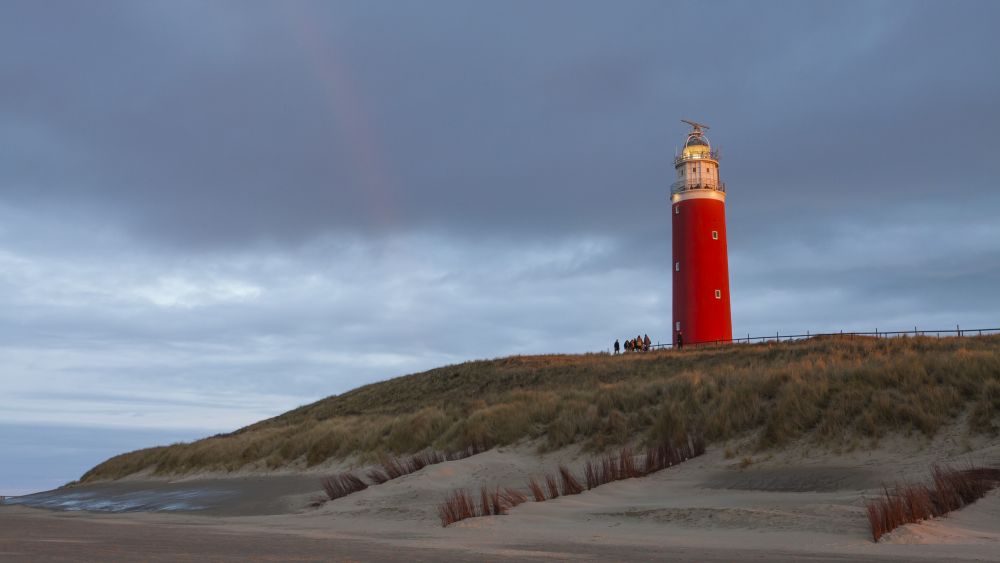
[680,118,710,131]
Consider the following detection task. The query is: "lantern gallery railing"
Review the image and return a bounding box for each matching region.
[674,150,720,166]
[671,179,726,194]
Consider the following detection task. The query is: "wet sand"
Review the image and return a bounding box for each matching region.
[8,475,322,516]
[0,505,903,562]
[0,506,464,562]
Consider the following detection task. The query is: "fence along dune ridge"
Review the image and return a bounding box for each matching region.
[646,326,1000,350]
[438,434,706,526]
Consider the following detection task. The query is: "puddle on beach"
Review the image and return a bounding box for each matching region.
[5,487,234,513]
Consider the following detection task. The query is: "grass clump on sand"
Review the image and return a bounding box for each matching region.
[864,464,1000,541]
[438,486,528,526]
[80,335,1000,482]
[439,435,706,526]
[320,472,368,501]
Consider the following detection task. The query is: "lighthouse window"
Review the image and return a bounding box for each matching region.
[712,230,719,240]
[676,321,681,331]
[674,206,679,215]
[675,262,680,272]
[715,289,722,299]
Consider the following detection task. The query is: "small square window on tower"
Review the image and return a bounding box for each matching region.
[675,321,681,331]
[712,230,719,240]
[715,289,722,299]
[674,206,679,215]
[675,262,680,272]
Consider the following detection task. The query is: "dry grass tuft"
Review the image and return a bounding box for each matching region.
[479,487,494,516]
[558,465,585,495]
[438,489,477,526]
[487,486,509,516]
[584,459,599,490]
[580,435,707,491]
[446,441,488,461]
[365,448,456,486]
[618,446,640,479]
[527,478,546,502]
[366,468,390,485]
[864,464,1000,541]
[438,485,530,526]
[502,487,527,508]
[545,474,560,499]
[320,472,368,501]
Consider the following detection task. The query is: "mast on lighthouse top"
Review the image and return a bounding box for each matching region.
[672,119,724,197]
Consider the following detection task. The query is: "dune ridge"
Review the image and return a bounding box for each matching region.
[80,334,1000,483]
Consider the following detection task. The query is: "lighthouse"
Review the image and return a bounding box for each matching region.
[671,120,732,346]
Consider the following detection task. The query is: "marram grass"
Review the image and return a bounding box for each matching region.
[80,335,1000,482]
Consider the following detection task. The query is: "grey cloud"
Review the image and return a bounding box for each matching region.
[2,1,996,250]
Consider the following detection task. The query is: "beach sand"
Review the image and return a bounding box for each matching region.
[3,431,999,562]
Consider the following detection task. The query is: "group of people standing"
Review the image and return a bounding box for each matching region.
[614,334,651,354]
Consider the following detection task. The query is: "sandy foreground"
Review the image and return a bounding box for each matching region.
[3,435,1000,562]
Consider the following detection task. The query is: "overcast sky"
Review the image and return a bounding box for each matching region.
[3,0,999,494]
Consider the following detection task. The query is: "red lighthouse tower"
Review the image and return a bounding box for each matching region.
[671,120,732,346]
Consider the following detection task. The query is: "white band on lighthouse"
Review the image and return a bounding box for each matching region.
[671,190,726,204]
